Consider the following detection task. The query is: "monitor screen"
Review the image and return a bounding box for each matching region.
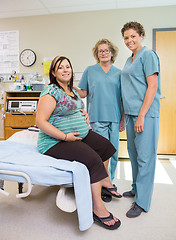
[11,102,19,108]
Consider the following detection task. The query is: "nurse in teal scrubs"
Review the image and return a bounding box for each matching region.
[121,22,161,218]
[74,39,125,197]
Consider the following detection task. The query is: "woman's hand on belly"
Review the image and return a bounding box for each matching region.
[65,132,82,142]
[80,109,90,125]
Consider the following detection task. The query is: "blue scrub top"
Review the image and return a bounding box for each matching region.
[121,46,161,117]
[78,63,122,123]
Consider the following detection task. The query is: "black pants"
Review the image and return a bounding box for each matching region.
[44,130,116,183]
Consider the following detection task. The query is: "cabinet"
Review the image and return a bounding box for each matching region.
[3,91,41,139]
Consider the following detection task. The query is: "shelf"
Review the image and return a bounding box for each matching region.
[6,112,35,115]
[7,97,40,100]
[5,91,41,98]
[5,91,41,93]
[3,91,41,139]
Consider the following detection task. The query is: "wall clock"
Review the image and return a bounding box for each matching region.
[19,49,36,67]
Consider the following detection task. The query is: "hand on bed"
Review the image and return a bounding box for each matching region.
[80,109,90,124]
[65,132,82,142]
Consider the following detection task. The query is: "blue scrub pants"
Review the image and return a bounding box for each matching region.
[90,122,120,182]
[126,115,159,212]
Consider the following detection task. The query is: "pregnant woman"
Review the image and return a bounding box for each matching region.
[36,56,121,230]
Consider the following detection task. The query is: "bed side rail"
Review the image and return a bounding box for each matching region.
[0,170,32,198]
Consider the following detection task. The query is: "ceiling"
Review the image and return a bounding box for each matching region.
[1,0,176,19]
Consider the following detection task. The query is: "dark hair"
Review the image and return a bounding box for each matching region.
[92,38,118,63]
[49,56,74,92]
[121,21,145,38]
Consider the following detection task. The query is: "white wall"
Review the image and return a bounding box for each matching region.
[0,5,176,138]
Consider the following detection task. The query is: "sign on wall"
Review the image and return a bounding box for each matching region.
[0,30,19,73]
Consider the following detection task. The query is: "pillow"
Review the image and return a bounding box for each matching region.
[7,129,39,146]
[56,186,76,213]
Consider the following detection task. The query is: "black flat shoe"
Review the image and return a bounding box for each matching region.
[123,190,135,198]
[126,202,144,218]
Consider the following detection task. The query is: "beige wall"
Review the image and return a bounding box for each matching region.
[0,6,176,73]
[0,5,176,138]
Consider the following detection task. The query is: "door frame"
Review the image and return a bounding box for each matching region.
[152,28,176,155]
[152,27,176,50]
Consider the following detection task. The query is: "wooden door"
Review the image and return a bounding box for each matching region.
[154,29,176,154]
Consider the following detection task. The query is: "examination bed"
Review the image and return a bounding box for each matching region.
[0,129,93,231]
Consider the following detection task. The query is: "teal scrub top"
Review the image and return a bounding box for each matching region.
[121,46,161,117]
[78,63,122,123]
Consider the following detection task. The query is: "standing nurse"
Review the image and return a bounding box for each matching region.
[121,22,161,217]
[74,39,125,186]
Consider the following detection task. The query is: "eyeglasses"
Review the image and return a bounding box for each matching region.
[98,49,111,55]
